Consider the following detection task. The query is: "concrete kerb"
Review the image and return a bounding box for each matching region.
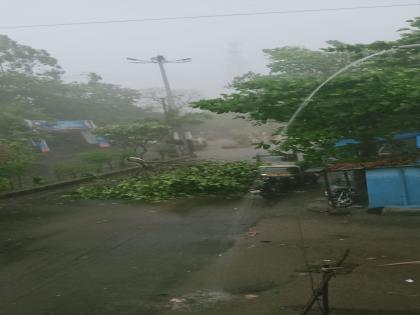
[0,166,141,199]
[0,156,200,200]
[382,207,420,216]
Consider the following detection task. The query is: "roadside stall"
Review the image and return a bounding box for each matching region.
[324,158,420,209]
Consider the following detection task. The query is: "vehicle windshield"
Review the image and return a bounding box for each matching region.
[260,167,298,174]
[258,155,284,163]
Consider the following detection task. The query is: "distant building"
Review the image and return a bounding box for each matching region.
[25,120,109,153]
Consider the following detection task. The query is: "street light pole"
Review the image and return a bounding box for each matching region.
[127,55,191,113]
[154,55,177,111]
[281,44,420,136]
[127,55,193,154]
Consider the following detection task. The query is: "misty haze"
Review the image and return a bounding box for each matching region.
[1,1,420,315]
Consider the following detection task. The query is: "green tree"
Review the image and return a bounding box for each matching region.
[0,72,149,125]
[194,18,420,164]
[263,46,352,77]
[95,121,170,158]
[0,36,156,134]
[0,34,63,78]
[0,140,35,188]
[79,149,124,171]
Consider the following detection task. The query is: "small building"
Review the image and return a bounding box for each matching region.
[325,160,420,209]
[366,165,420,208]
[25,119,109,152]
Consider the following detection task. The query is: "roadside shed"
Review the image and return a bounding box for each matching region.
[366,165,420,208]
[325,158,420,209]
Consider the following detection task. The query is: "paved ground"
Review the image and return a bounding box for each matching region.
[1,188,420,315]
[0,193,258,315]
[1,144,420,314]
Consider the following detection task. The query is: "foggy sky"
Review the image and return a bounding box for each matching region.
[1,0,419,97]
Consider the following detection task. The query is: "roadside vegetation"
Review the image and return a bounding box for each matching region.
[0,35,207,192]
[2,17,420,194]
[194,18,420,165]
[72,162,258,202]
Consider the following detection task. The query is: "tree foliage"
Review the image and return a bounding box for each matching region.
[73,162,258,202]
[0,35,158,185]
[0,140,35,183]
[195,18,420,164]
[79,148,125,171]
[95,121,170,157]
[263,46,352,77]
[0,35,155,138]
[0,72,149,126]
[0,34,62,78]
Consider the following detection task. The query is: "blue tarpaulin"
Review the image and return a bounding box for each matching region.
[336,132,420,148]
[26,120,110,150]
[335,139,360,147]
[25,120,96,131]
[31,139,50,153]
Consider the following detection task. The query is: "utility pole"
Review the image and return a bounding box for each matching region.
[127,55,193,154]
[154,55,177,112]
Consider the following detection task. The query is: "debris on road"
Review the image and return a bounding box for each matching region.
[169,291,232,310]
[244,294,259,299]
[95,219,109,224]
[379,261,420,266]
[245,228,258,237]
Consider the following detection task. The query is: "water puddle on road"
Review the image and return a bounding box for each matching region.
[168,290,234,311]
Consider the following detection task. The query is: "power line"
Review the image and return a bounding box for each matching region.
[1,3,419,30]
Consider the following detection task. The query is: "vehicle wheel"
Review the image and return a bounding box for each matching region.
[260,187,280,199]
[310,175,319,184]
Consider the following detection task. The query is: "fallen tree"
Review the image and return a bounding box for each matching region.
[72,162,258,202]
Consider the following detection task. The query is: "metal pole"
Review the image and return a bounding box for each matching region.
[323,170,336,208]
[155,55,177,110]
[127,54,193,155]
[155,55,190,154]
[300,250,349,315]
[344,171,351,187]
[321,265,330,315]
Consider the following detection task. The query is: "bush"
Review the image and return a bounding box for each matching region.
[0,140,35,182]
[54,161,95,180]
[79,149,125,171]
[73,162,258,202]
[32,176,46,185]
[0,177,10,192]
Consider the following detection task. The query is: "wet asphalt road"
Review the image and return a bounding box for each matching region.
[0,193,264,315]
[2,142,420,315]
[2,189,420,315]
[0,142,268,315]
